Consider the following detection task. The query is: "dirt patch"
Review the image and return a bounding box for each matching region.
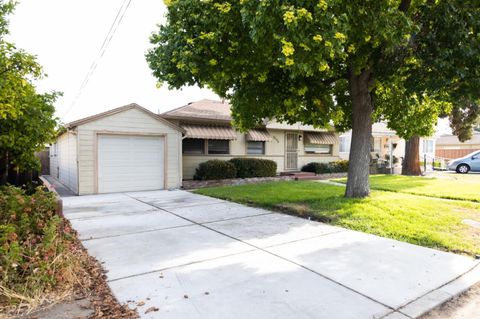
[420,283,480,319]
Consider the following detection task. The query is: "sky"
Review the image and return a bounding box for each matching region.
[8,0,219,123]
[7,0,450,135]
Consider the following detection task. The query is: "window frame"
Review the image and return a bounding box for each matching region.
[339,136,351,153]
[246,141,266,155]
[207,139,230,155]
[182,138,206,155]
[304,143,333,155]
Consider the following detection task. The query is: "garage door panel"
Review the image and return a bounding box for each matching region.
[98,135,165,193]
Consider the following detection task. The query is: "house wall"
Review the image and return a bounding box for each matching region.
[75,108,182,195]
[182,129,340,179]
[50,131,78,194]
[436,144,480,159]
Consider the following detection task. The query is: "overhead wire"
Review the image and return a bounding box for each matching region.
[62,0,133,119]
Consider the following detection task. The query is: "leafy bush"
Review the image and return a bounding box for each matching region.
[301,160,349,174]
[301,162,331,174]
[229,158,277,178]
[194,160,237,180]
[0,186,74,302]
[330,160,349,172]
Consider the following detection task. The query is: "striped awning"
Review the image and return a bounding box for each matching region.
[182,124,237,140]
[304,132,336,145]
[246,129,272,142]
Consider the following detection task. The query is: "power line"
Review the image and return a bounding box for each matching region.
[62,0,133,119]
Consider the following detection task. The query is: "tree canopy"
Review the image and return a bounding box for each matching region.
[0,0,58,179]
[148,0,480,197]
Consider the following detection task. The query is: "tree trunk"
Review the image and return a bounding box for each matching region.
[0,151,8,185]
[402,136,422,175]
[345,70,374,198]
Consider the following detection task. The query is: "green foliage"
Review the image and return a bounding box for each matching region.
[449,99,480,142]
[229,158,277,178]
[147,0,480,133]
[193,160,237,180]
[301,160,349,174]
[0,186,74,299]
[196,181,480,255]
[0,1,59,175]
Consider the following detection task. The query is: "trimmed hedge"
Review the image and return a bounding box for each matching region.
[229,158,277,178]
[194,160,237,180]
[301,160,349,174]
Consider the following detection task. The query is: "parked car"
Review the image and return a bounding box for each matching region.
[447,150,480,173]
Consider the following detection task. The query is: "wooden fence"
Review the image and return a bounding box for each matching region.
[435,149,477,159]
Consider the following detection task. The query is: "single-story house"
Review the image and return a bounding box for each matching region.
[435,133,480,159]
[161,99,341,180]
[51,100,341,194]
[50,103,184,195]
[339,122,436,164]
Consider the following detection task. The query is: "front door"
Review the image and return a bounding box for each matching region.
[285,132,299,170]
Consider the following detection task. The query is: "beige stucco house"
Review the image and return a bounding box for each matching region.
[50,100,341,194]
[162,99,341,180]
[50,104,184,195]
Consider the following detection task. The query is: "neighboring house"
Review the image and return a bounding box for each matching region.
[50,104,184,195]
[436,133,480,159]
[162,99,341,179]
[339,122,436,163]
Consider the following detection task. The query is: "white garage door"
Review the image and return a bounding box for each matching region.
[98,135,165,193]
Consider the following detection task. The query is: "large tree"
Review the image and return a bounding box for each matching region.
[147,0,480,197]
[0,1,58,183]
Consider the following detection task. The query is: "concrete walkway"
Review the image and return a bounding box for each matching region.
[62,190,480,319]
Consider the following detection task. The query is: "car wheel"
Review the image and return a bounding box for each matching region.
[456,164,470,174]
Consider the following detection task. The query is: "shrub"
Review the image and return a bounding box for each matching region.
[229,158,277,178]
[301,162,331,174]
[0,186,75,302]
[194,160,237,180]
[301,160,349,174]
[330,160,349,172]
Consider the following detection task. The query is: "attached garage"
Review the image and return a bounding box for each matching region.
[50,104,184,195]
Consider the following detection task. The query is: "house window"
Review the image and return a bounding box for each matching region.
[183,139,205,154]
[208,140,230,154]
[370,137,382,153]
[304,144,332,154]
[423,140,434,154]
[247,141,265,155]
[340,136,351,153]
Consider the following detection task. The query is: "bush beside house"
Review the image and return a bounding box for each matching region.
[194,160,237,180]
[194,158,277,180]
[229,158,277,178]
[302,160,349,174]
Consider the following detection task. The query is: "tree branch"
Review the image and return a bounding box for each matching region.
[398,0,411,13]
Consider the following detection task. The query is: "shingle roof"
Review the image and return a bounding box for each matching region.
[162,99,232,122]
[65,103,185,132]
[436,133,480,145]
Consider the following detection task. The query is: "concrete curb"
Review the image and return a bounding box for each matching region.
[39,175,63,216]
[397,262,480,318]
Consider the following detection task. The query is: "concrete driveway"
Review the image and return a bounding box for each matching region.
[62,190,480,319]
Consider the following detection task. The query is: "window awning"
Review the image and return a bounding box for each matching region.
[246,129,272,142]
[182,124,237,140]
[304,132,336,145]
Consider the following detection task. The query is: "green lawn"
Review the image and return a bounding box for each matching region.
[195,181,480,256]
[334,174,480,202]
